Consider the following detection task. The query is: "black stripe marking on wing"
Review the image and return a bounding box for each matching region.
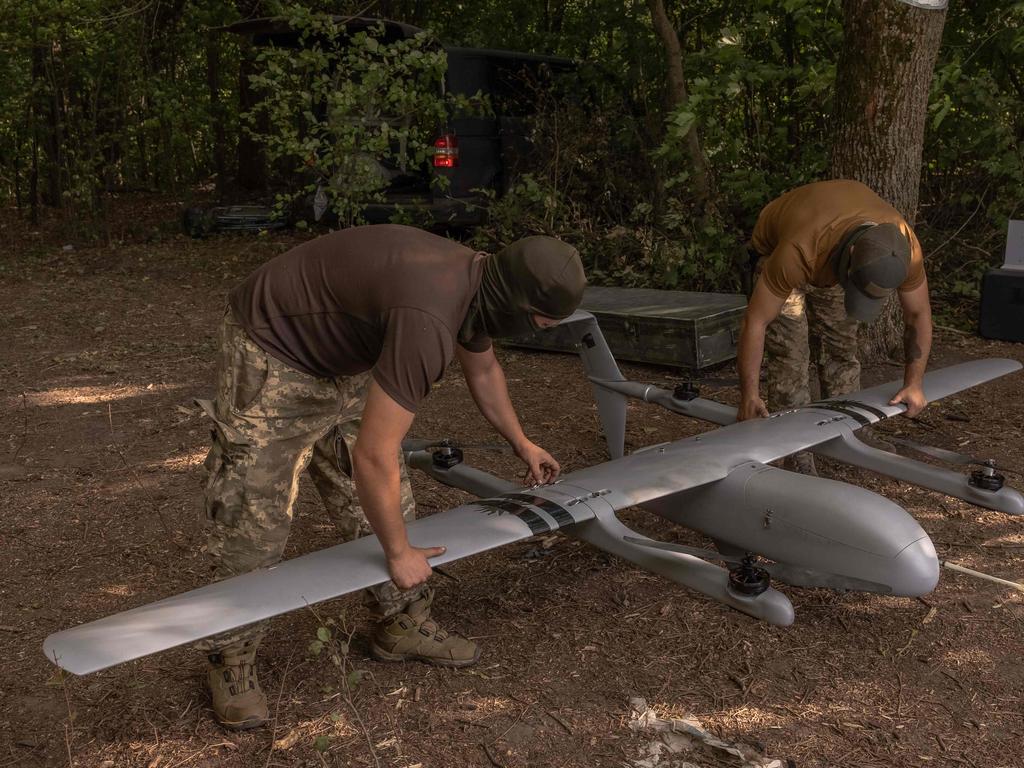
[831,399,889,420]
[503,493,576,528]
[478,498,552,535]
[813,404,872,426]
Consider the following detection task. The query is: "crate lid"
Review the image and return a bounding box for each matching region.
[581,287,746,320]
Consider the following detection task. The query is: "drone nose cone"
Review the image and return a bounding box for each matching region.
[890,535,940,596]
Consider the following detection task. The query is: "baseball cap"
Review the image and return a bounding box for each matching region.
[836,222,911,322]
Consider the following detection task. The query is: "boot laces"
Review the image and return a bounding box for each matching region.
[212,655,258,697]
[416,618,449,641]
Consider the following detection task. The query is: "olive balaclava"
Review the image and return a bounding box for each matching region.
[460,236,586,341]
[834,222,911,322]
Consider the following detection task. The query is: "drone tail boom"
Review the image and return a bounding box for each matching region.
[567,514,796,626]
[559,311,629,458]
[814,428,1024,515]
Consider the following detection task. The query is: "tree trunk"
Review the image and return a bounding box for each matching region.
[646,0,711,206]
[207,32,228,197]
[29,29,43,222]
[48,40,67,208]
[13,125,22,209]
[235,40,268,192]
[783,10,799,162]
[31,36,62,209]
[545,0,567,37]
[30,118,39,224]
[830,0,946,360]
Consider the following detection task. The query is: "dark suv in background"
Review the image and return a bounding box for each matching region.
[201,16,575,231]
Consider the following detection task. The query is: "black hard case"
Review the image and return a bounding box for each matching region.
[507,286,747,370]
[979,268,1024,342]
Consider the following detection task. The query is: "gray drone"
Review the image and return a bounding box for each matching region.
[44,311,1023,675]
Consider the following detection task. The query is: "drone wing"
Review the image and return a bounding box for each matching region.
[549,358,1022,511]
[43,486,596,676]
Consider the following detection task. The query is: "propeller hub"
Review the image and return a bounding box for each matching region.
[969,467,1005,492]
[432,446,464,469]
[727,555,771,597]
[672,382,700,402]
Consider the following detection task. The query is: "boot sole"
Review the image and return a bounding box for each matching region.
[215,715,268,732]
[369,642,481,668]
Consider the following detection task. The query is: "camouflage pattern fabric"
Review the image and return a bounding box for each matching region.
[762,278,861,411]
[194,309,422,653]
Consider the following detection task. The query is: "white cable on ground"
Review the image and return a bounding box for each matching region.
[942,560,1024,593]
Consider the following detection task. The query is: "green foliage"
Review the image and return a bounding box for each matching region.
[346,669,366,690]
[917,2,1024,323]
[0,0,1018,322]
[245,8,477,226]
[924,5,1024,227]
[308,613,365,704]
[467,0,844,293]
[470,174,741,292]
[0,0,237,226]
[685,0,841,212]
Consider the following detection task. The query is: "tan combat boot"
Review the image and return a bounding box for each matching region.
[370,588,480,668]
[206,641,268,730]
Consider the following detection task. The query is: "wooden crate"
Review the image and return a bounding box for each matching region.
[506,286,747,370]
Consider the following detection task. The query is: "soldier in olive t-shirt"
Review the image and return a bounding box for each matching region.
[736,181,934,470]
[200,224,586,731]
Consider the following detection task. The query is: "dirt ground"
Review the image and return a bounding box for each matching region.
[2,198,1023,768]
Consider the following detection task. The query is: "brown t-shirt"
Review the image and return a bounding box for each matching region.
[752,180,926,298]
[230,224,489,413]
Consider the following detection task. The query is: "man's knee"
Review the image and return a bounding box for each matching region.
[203,436,297,576]
[807,307,861,399]
[820,357,861,399]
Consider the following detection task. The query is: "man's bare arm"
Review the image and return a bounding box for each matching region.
[736,277,788,420]
[890,278,933,417]
[456,344,560,484]
[352,380,443,589]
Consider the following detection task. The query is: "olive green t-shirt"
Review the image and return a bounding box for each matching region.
[752,180,926,298]
[230,224,489,413]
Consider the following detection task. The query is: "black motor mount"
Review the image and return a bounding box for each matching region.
[673,381,700,402]
[727,555,771,597]
[431,443,464,469]
[969,463,1005,492]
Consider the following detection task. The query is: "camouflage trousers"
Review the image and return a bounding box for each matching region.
[763,281,861,410]
[194,309,423,654]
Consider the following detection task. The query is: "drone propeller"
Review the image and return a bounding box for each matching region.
[402,437,512,453]
[871,433,1021,477]
[621,536,891,592]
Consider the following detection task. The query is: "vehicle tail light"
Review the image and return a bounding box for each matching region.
[433,133,459,168]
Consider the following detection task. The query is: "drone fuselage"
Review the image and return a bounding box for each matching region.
[642,461,940,597]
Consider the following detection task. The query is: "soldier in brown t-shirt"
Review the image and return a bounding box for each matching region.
[736,181,934,470]
[197,224,586,729]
